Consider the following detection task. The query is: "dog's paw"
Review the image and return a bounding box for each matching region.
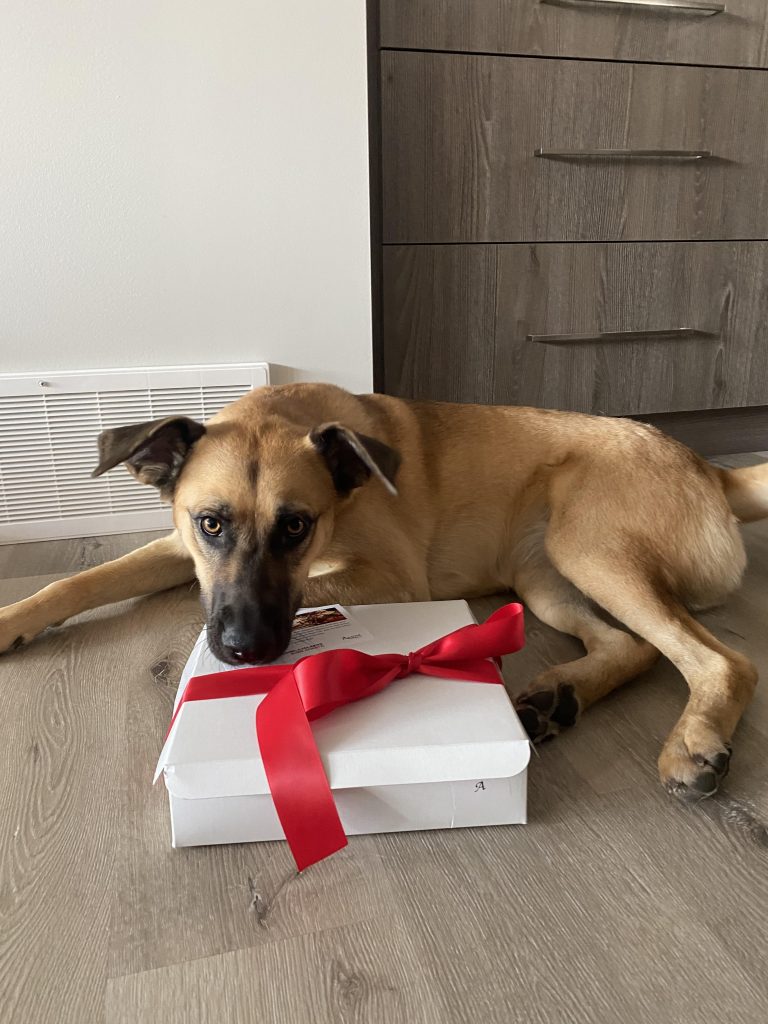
[0,603,42,655]
[514,682,581,743]
[659,727,732,802]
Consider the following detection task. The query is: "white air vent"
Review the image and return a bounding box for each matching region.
[0,362,270,544]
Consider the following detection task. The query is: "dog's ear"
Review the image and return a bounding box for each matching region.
[92,415,206,493]
[310,422,400,496]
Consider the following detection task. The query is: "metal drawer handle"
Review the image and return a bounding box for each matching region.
[534,148,712,161]
[540,0,724,15]
[527,328,700,344]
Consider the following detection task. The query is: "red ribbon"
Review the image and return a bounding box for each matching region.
[166,602,525,871]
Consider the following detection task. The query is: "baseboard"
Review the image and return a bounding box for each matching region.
[635,406,768,456]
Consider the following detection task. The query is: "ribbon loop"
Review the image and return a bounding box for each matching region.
[164,602,525,871]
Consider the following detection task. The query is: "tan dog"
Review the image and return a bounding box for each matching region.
[1,382,766,800]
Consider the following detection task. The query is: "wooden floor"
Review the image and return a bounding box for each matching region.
[2,465,768,1023]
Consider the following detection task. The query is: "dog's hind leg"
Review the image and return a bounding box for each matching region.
[0,531,195,654]
[544,532,757,801]
[512,552,659,742]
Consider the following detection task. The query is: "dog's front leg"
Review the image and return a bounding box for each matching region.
[0,532,195,653]
[302,559,430,608]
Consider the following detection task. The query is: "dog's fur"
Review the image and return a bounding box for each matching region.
[2,383,767,799]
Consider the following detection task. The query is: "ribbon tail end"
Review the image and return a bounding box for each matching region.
[293,832,349,873]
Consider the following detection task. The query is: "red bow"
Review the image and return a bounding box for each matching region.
[166,602,525,870]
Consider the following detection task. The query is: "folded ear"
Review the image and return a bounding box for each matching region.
[309,422,400,496]
[92,415,206,494]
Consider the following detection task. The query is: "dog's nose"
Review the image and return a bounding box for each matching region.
[214,598,291,665]
[220,626,260,664]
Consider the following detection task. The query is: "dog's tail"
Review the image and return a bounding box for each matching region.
[720,463,768,523]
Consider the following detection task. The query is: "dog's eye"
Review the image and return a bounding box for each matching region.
[200,516,223,537]
[283,515,308,540]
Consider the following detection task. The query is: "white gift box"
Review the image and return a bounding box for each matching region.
[155,600,530,849]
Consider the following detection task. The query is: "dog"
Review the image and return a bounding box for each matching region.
[1,382,766,800]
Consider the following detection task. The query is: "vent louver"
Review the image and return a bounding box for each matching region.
[0,363,269,543]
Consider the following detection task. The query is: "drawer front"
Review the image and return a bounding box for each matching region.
[381,52,768,243]
[382,242,768,416]
[381,0,768,70]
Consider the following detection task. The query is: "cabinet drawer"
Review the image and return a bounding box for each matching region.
[381,0,768,70]
[381,52,768,243]
[382,242,768,416]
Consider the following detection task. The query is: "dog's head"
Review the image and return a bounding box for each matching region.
[93,412,400,664]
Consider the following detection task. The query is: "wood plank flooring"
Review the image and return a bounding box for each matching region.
[1,472,767,1024]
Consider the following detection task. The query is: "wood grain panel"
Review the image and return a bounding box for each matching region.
[381,0,768,70]
[381,52,768,243]
[382,241,768,415]
[383,244,499,404]
[0,577,190,1024]
[0,530,168,579]
[106,917,443,1024]
[378,794,768,1023]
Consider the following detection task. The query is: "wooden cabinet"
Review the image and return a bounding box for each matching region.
[374,0,768,447]
[383,242,768,415]
[382,53,768,243]
[381,0,768,69]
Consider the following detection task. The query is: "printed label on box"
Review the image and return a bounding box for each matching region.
[273,605,374,663]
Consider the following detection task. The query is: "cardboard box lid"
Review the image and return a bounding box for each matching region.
[156,600,530,800]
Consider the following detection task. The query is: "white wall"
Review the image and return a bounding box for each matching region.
[0,2,373,393]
